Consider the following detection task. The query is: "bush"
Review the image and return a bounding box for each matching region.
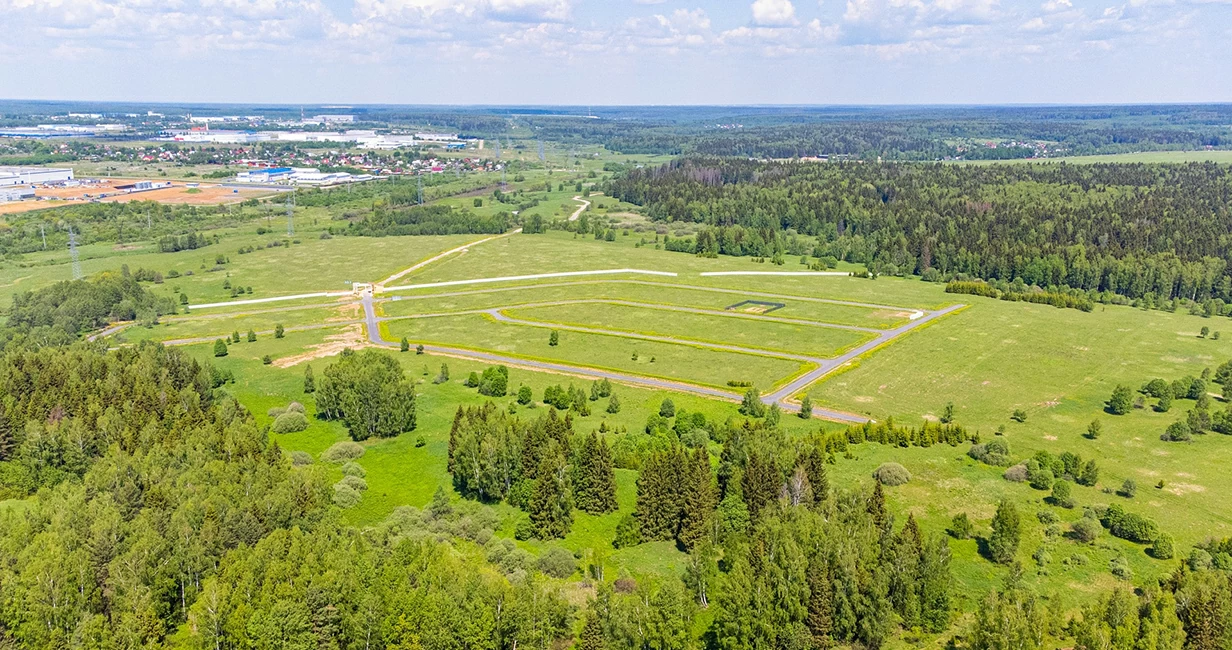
[1118,478,1137,498]
[614,514,642,548]
[339,475,368,492]
[267,407,287,418]
[290,451,313,466]
[873,462,911,486]
[1072,516,1101,543]
[1003,463,1029,483]
[514,516,535,541]
[333,484,361,508]
[1050,480,1074,508]
[614,577,637,593]
[271,411,309,433]
[477,365,509,397]
[968,438,1011,466]
[1151,533,1175,560]
[322,441,365,463]
[1037,510,1059,525]
[1110,556,1133,581]
[1010,409,1027,422]
[1161,420,1192,442]
[948,513,974,539]
[1101,504,1159,543]
[341,461,366,478]
[1027,464,1055,491]
[286,401,306,413]
[536,547,578,578]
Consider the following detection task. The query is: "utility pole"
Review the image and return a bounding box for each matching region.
[40,223,46,250]
[68,226,82,280]
[286,193,295,236]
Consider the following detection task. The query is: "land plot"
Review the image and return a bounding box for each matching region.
[383,313,810,390]
[381,280,908,329]
[503,302,873,359]
[120,303,359,344]
[808,296,1232,545]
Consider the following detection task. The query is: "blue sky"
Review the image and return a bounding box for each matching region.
[0,0,1228,104]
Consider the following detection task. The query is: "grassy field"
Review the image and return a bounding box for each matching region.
[382,312,812,390]
[381,279,911,329]
[502,301,872,358]
[964,150,1232,165]
[808,282,1232,550]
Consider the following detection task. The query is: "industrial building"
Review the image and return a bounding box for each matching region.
[0,187,35,202]
[235,167,295,183]
[0,166,74,186]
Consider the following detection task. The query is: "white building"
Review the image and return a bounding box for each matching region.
[0,167,74,186]
[415,132,460,142]
[0,186,36,201]
[235,167,295,183]
[313,114,356,123]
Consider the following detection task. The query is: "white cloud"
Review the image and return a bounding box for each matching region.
[751,0,798,26]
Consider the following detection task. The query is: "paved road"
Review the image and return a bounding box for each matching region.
[362,292,964,424]
[764,304,966,418]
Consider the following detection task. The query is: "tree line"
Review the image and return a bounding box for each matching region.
[608,158,1232,305]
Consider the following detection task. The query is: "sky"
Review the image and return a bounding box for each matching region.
[0,0,1229,105]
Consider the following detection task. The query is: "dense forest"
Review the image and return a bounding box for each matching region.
[609,158,1232,304]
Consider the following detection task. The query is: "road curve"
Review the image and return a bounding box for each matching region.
[361,292,952,424]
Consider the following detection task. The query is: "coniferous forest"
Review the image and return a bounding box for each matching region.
[608,159,1232,305]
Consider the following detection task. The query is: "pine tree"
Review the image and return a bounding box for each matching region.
[798,445,829,507]
[274,323,285,338]
[798,394,813,418]
[447,406,464,473]
[578,608,606,650]
[677,447,716,551]
[232,330,241,343]
[867,481,887,529]
[303,364,314,393]
[575,432,617,514]
[606,394,621,414]
[637,448,684,541]
[400,337,410,352]
[989,499,1021,564]
[742,451,780,522]
[214,339,228,357]
[0,406,13,462]
[659,398,675,418]
[919,535,953,632]
[246,329,256,342]
[805,556,835,648]
[549,330,559,346]
[529,454,572,539]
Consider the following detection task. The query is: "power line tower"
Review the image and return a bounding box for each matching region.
[494,138,502,160]
[417,173,424,205]
[285,193,295,236]
[68,226,83,280]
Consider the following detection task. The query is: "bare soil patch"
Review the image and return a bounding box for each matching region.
[274,324,372,368]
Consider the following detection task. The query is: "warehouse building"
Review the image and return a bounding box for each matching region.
[0,166,74,186]
[0,187,36,202]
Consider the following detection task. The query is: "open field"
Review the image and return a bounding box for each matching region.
[382,312,813,390]
[964,150,1232,165]
[502,301,873,358]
